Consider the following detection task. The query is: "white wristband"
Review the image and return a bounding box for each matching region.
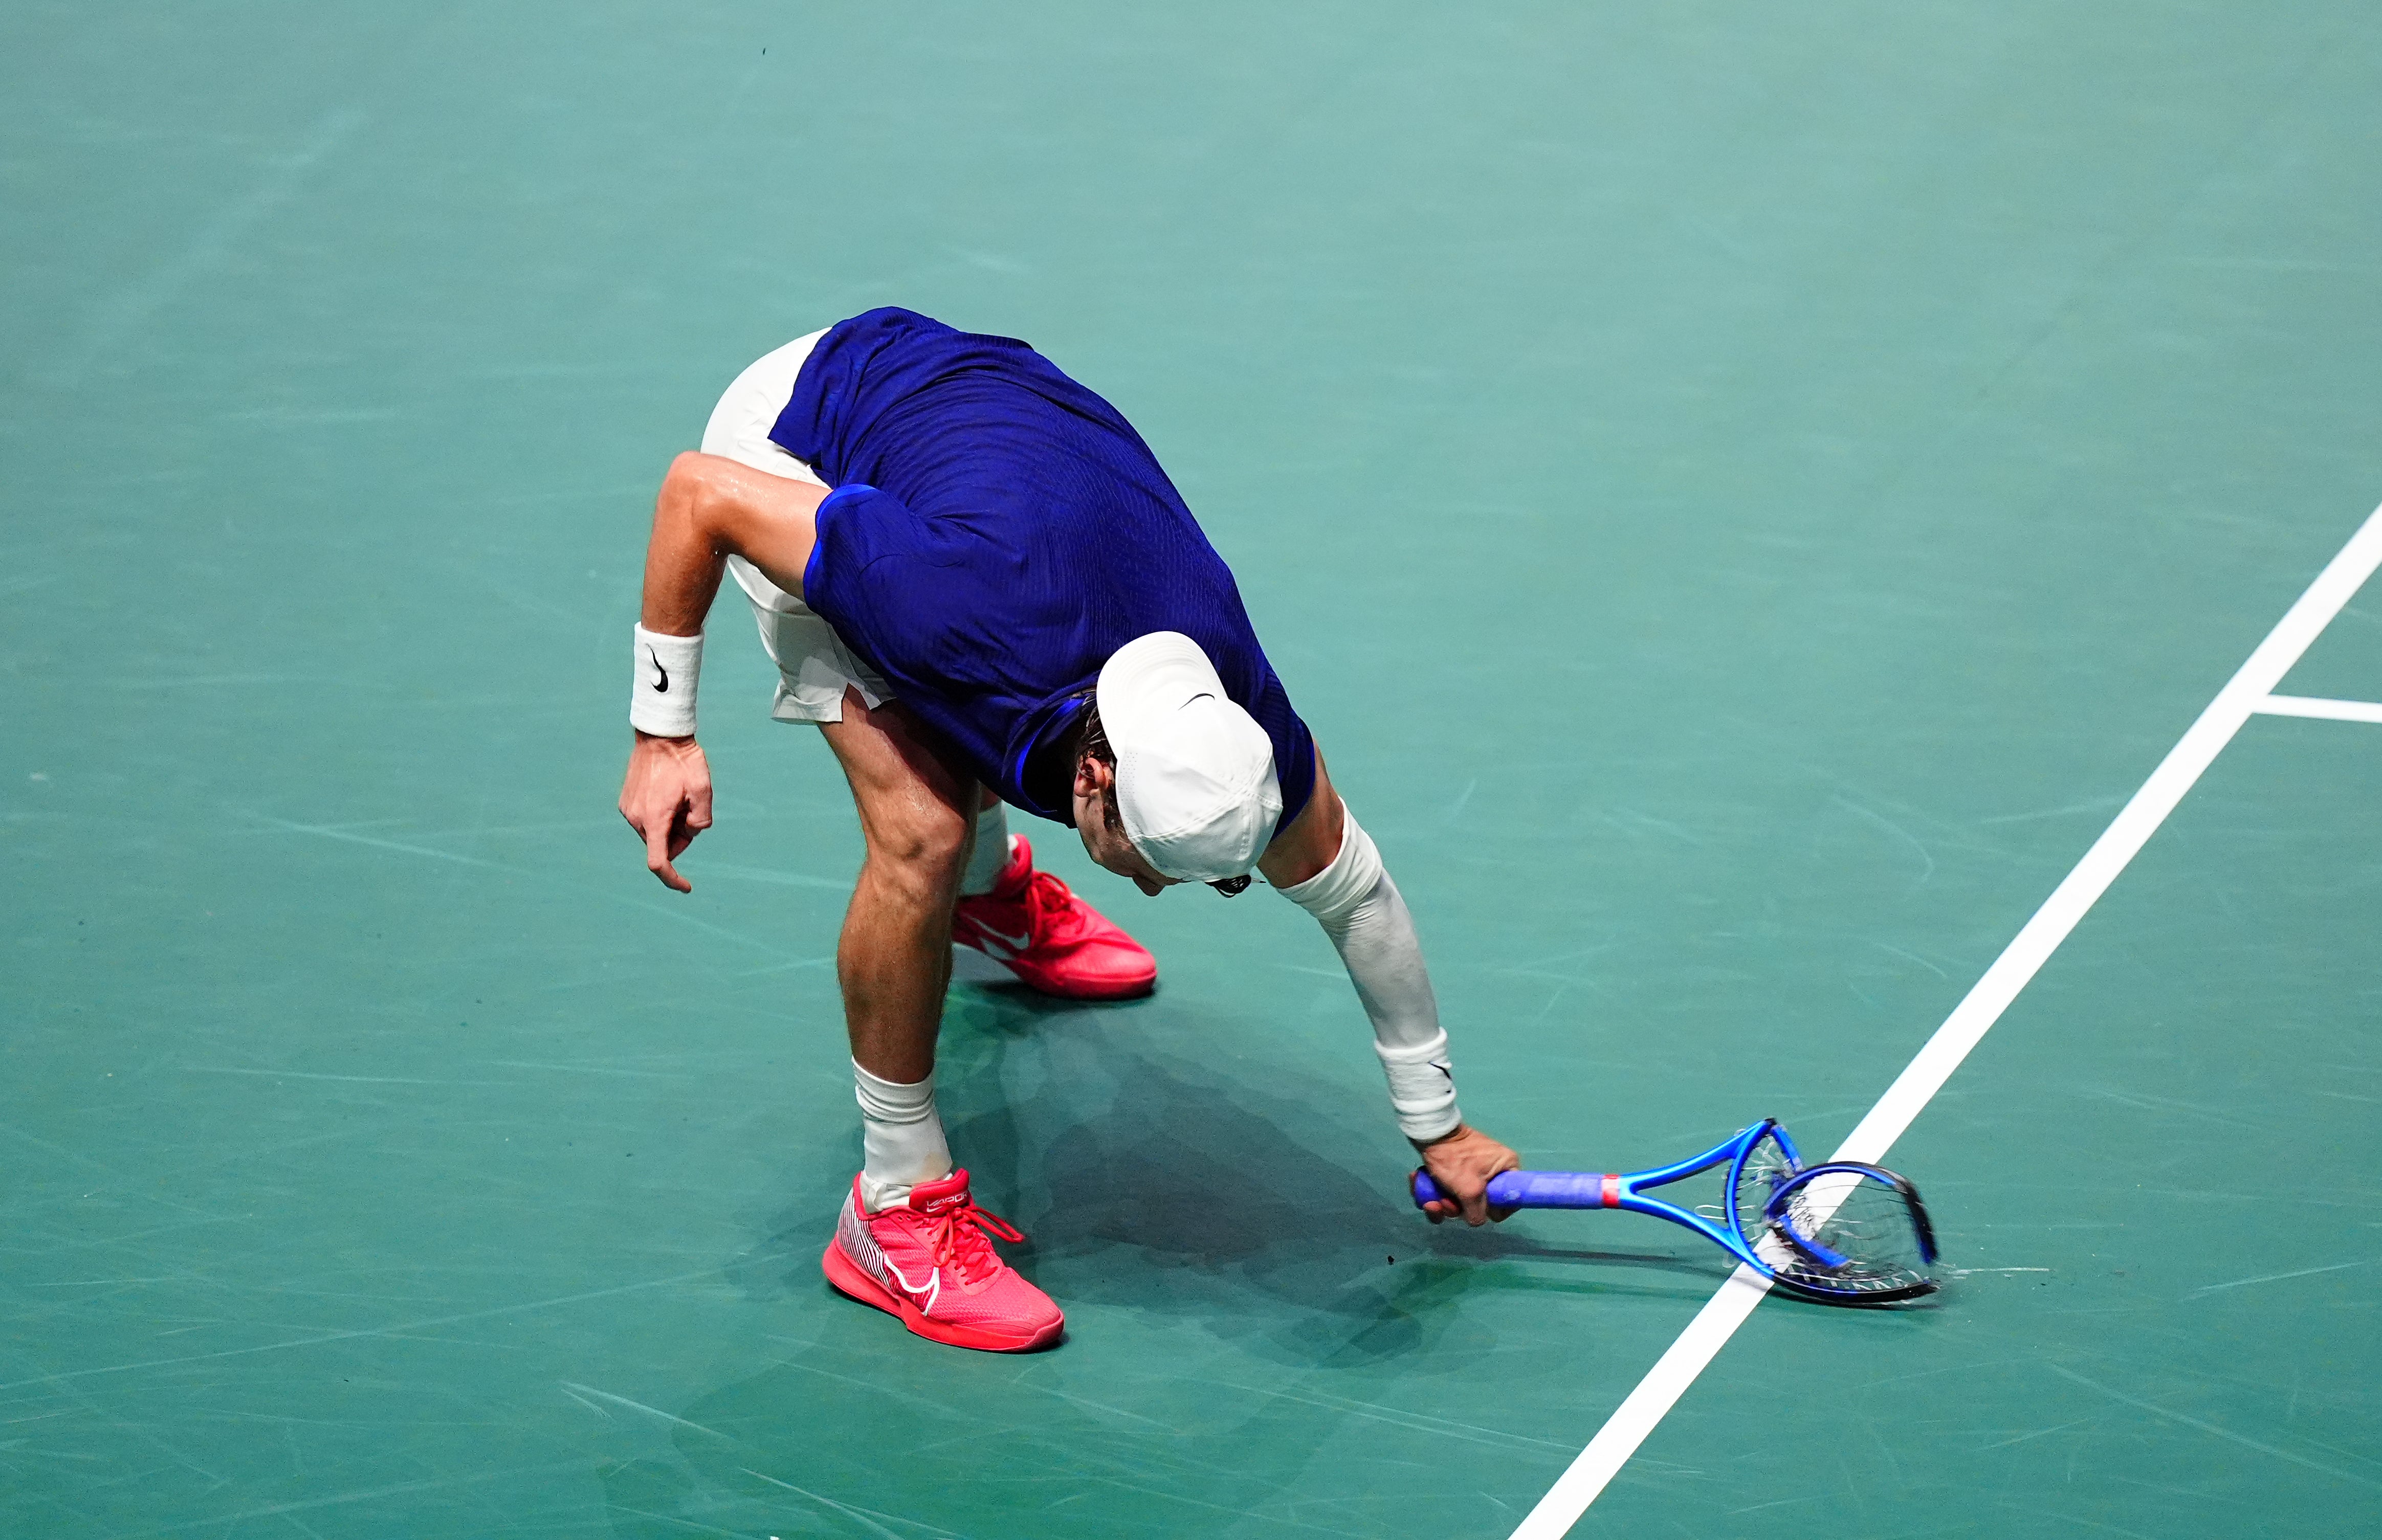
[1378,1031,1462,1144]
[630,625,703,738]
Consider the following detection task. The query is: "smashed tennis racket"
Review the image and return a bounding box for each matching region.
[1411,1118,1939,1305]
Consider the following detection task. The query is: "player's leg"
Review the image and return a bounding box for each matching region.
[817,687,973,1088]
[951,786,1160,999]
[813,688,1063,1351]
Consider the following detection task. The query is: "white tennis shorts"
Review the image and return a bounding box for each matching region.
[700,330,894,723]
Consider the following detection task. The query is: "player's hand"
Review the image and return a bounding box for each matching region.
[1415,1123,1521,1226]
[619,731,713,892]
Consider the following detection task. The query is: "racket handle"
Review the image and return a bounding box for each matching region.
[1410,1169,1616,1210]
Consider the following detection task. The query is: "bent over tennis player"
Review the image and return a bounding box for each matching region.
[619,308,1520,1351]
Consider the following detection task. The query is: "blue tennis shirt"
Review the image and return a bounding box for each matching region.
[770,307,1316,834]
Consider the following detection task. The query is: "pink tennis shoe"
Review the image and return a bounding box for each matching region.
[821,1170,1064,1352]
[951,836,1157,1000]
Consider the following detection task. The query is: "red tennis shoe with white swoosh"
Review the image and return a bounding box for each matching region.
[821,1170,1064,1352]
[951,836,1157,999]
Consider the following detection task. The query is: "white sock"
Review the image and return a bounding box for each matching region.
[958,802,1016,898]
[853,1059,953,1211]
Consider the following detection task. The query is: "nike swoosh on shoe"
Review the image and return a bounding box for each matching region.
[880,1258,942,1313]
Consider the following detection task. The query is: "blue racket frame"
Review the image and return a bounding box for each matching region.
[1409,1118,1939,1303]
[1411,1119,1801,1275]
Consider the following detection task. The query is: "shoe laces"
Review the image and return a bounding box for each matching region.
[1017,868,1088,947]
[922,1196,1026,1288]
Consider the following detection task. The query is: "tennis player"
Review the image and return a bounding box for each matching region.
[618,309,1520,1351]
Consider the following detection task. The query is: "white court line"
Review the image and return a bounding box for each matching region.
[1509,500,2382,1540]
[2254,693,2382,724]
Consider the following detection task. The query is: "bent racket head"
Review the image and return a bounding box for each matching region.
[1753,1160,1939,1304]
[1724,1119,1803,1234]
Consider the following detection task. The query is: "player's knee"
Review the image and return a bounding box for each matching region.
[658,452,717,525]
[862,803,971,901]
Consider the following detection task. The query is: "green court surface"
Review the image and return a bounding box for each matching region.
[7,4,2381,1537]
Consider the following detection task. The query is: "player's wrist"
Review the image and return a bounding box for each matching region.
[630,624,703,737]
[1409,1121,1472,1153]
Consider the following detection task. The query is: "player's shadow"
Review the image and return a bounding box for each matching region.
[910,981,1732,1365]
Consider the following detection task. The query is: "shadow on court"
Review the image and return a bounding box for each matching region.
[634,977,1662,1539]
[731,980,1739,1346]
[592,971,1922,1537]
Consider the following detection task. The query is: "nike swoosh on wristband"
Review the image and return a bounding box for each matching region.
[647,645,669,693]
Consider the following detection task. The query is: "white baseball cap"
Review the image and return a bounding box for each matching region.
[1096,632,1282,882]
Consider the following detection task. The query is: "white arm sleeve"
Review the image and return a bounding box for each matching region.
[1276,808,1461,1142]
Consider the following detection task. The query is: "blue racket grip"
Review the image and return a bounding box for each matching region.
[1410,1169,1613,1210]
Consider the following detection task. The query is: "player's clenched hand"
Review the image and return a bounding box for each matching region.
[1416,1123,1521,1226]
[619,731,713,892]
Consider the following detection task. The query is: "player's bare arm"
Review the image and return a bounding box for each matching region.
[618,451,832,891]
[640,451,829,630]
